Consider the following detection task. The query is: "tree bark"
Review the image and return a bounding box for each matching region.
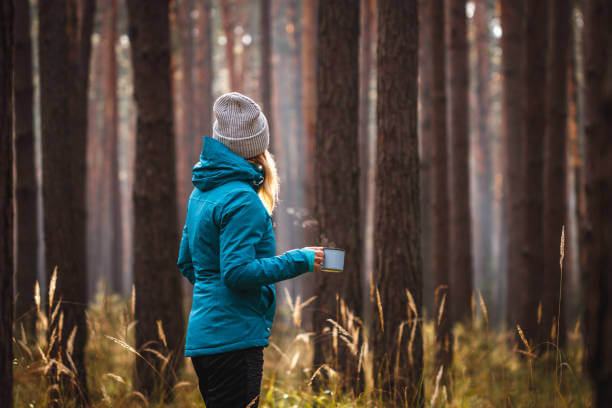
[221,0,239,91]
[418,0,434,316]
[582,1,612,406]
[86,8,103,300]
[267,1,301,301]
[566,8,583,327]
[175,0,194,230]
[447,0,473,325]
[260,0,272,133]
[473,0,494,320]
[126,0,186,398]
[14,0,38,331]
[300,0,318,330]
[301,0,317,208]
[358,0,373,207]
[38,0,95,402]
[358,0,375,283]
[192,0,213,140]
[101,0,123,294]
[373,0,422,405]
[430,0,452,376]
[519,0,548,348]
[117,0,136,292]
[0,1,14,405]
[543,0,570,350]
[500,0,524,334]
[269,0,292,270]
[287,0,302,215]
[312,0,363,391]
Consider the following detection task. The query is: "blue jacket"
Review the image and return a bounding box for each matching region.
[177,136,315,356]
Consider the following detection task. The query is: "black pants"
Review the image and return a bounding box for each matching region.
[191,346,264,408]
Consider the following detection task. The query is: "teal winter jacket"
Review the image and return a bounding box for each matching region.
[177,136,315,357]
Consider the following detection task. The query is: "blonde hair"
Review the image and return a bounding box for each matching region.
[247,150,279,214]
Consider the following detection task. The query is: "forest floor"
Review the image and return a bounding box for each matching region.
[13,288,592,407]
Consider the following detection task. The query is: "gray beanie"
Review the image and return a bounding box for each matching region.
[212,92,270,159]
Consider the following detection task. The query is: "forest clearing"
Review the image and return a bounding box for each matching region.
[1,0,611,407]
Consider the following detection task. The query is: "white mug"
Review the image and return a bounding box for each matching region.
[321,248,345,273]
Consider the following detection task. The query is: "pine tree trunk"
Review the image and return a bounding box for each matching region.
[117,0,136,291]
[301,0,317,210]
[473,0,494,319]
[0,1,14,405]
[300,0,318,330]
[358,0,374,256]
[447,0,472,325]
[126,0,186,398]
[543,0,570,350]
[430,0,452,376]
[38,0,95,402]
[519,0,548,348]
[566,10,583,327]
[91,1,110,300]
[14,0,38,331]
[101,0,123,294]
[419,0,434,316]
[221,0,239,91]
[175,0,194,230]
[235,0,249,93]
[373,0,422,404]
[284,0,303,258]
[193,0,213,139]
[573,0,589,322]
[269,0,292,265]
[582,1,612,406]
[500,0,524,334]
[312,0,363,390]
[260,0,272,127]
[189,0,213,252]
[86,12,103,300]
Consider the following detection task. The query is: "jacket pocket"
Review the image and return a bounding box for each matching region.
[258,284,275,315]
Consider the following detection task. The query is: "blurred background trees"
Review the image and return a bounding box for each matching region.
[3,0,612,406]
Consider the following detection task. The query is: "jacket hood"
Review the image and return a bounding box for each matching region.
[192,136,264,192]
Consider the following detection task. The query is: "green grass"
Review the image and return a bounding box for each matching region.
[13,287,592,407]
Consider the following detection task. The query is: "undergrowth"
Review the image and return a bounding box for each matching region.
[13,283,592,407]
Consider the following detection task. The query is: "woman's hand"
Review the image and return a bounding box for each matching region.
[305,246,324,272]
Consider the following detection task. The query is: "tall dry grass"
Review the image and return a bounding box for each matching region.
[13,257,591,407]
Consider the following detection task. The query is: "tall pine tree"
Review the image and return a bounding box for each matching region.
[447,0,473,324]
[14,0,38,331]
[519,0,548,348]
[312,0,363,390]
[0,1,15,405]
[430,0,453,377]
[38,0,96,401]
[372,0,423,404]
[126,0,186,398]
[542,0,571,349]
[583,0,612,406]
[500,0,525,335]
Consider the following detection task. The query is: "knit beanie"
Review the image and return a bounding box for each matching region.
[212,92,270,159]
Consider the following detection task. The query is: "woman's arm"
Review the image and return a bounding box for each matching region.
[219,190,315,290]
[177,223,196,285]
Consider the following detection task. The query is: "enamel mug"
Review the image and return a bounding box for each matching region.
[321,248,345,273]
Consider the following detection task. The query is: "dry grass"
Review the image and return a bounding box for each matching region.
[13,274,592,407]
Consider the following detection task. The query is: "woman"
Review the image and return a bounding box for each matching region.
[177,92,324,407]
